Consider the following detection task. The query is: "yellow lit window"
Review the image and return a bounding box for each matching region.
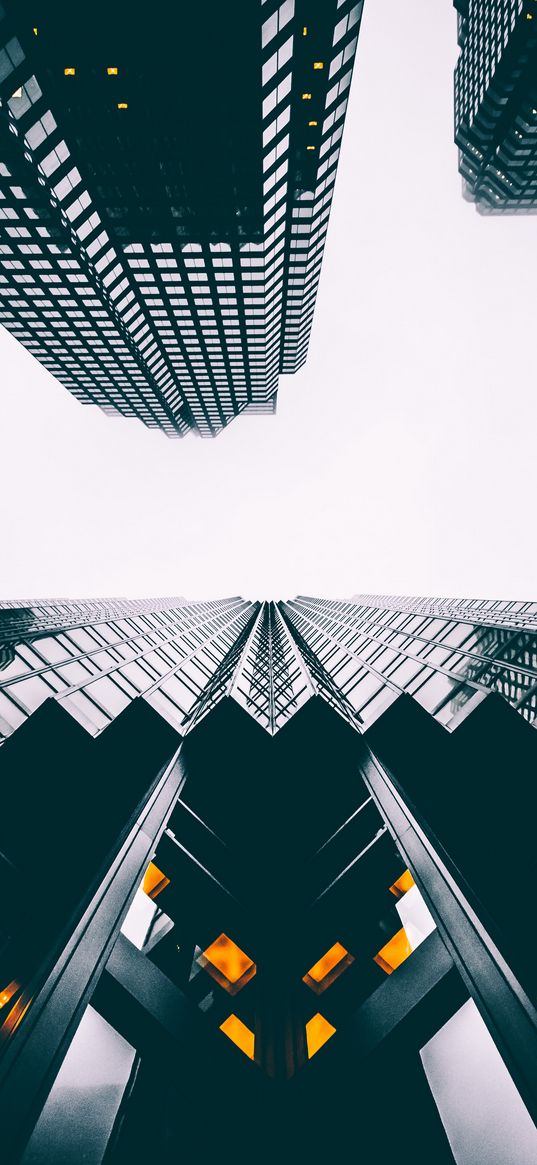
[0,980,20,1009]
[302,92,312,100]
[303,26,308,35]
[303,942,354,994]
[64,67,76,76]
[142,861,170,900]
[306,145,316,150]
[389,869,415,898]
[107,67,118,75]
[306,1013,336,1058]
[220,1014,255,1059]
[117,102,128,109]
[308,120,318,127]
[374,928,412,975]
[199,933,256,994]
[33,27,38,35]
[313,61,324,69]
[0,987,31,1038]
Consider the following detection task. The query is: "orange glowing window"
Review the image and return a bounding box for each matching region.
[107,67,118,75]
[303,942,354,994]
[117,102,128,109]
[0,989,32,1037]
[0,980,20,1010]
[302,92,312,100]
[220,1014,255,1059]
[199,933,256,994]
[374,927,412,975]
[389,869,415,899]
[142,861,170,900]
[313,61,324,69]
[306,1013,336,1058]
[308,120,318,126]
[306,145,316,150]
[64,67,76,76]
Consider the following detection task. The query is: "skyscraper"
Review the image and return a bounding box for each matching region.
[1,593,536,1163]
[0,1,362,436]
[454,0,537,211]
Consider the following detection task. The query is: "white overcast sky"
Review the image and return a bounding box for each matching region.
[1,0,535,603]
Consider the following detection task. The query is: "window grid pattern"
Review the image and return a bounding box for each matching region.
[283,596,537,728]
[0,12,193,434]
[280,0,363,373]
[229,599,314,733]
[0,596,257,742]
[454,0,537,212]
[352,593,537,631]
[0,2,362,437]
[0,596,188,667]
[3,594,536,748]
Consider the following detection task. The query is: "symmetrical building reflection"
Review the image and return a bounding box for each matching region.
[0,2,363,436]
[1,592,537,742]
[0,592,536,1163]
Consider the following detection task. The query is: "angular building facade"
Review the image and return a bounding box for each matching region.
[454,0,537,211]
[0,592,536,1163]
[0,1,362,436]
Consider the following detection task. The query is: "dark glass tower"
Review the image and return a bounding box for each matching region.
[1,593,536,1163]
[0,1,363,436]
[454,0,537,211]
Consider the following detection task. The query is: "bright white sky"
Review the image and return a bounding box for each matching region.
[1,0,535,603]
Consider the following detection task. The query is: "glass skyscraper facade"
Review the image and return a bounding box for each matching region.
[0,4,535,1163]
[0,1,363,436]
[454,0,537,210]
[1,592,536,744]
[1,593,536,1163]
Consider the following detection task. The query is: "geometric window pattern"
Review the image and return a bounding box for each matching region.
[1,591,537,749]
[0,1,363,437]
[454,0,537,212]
